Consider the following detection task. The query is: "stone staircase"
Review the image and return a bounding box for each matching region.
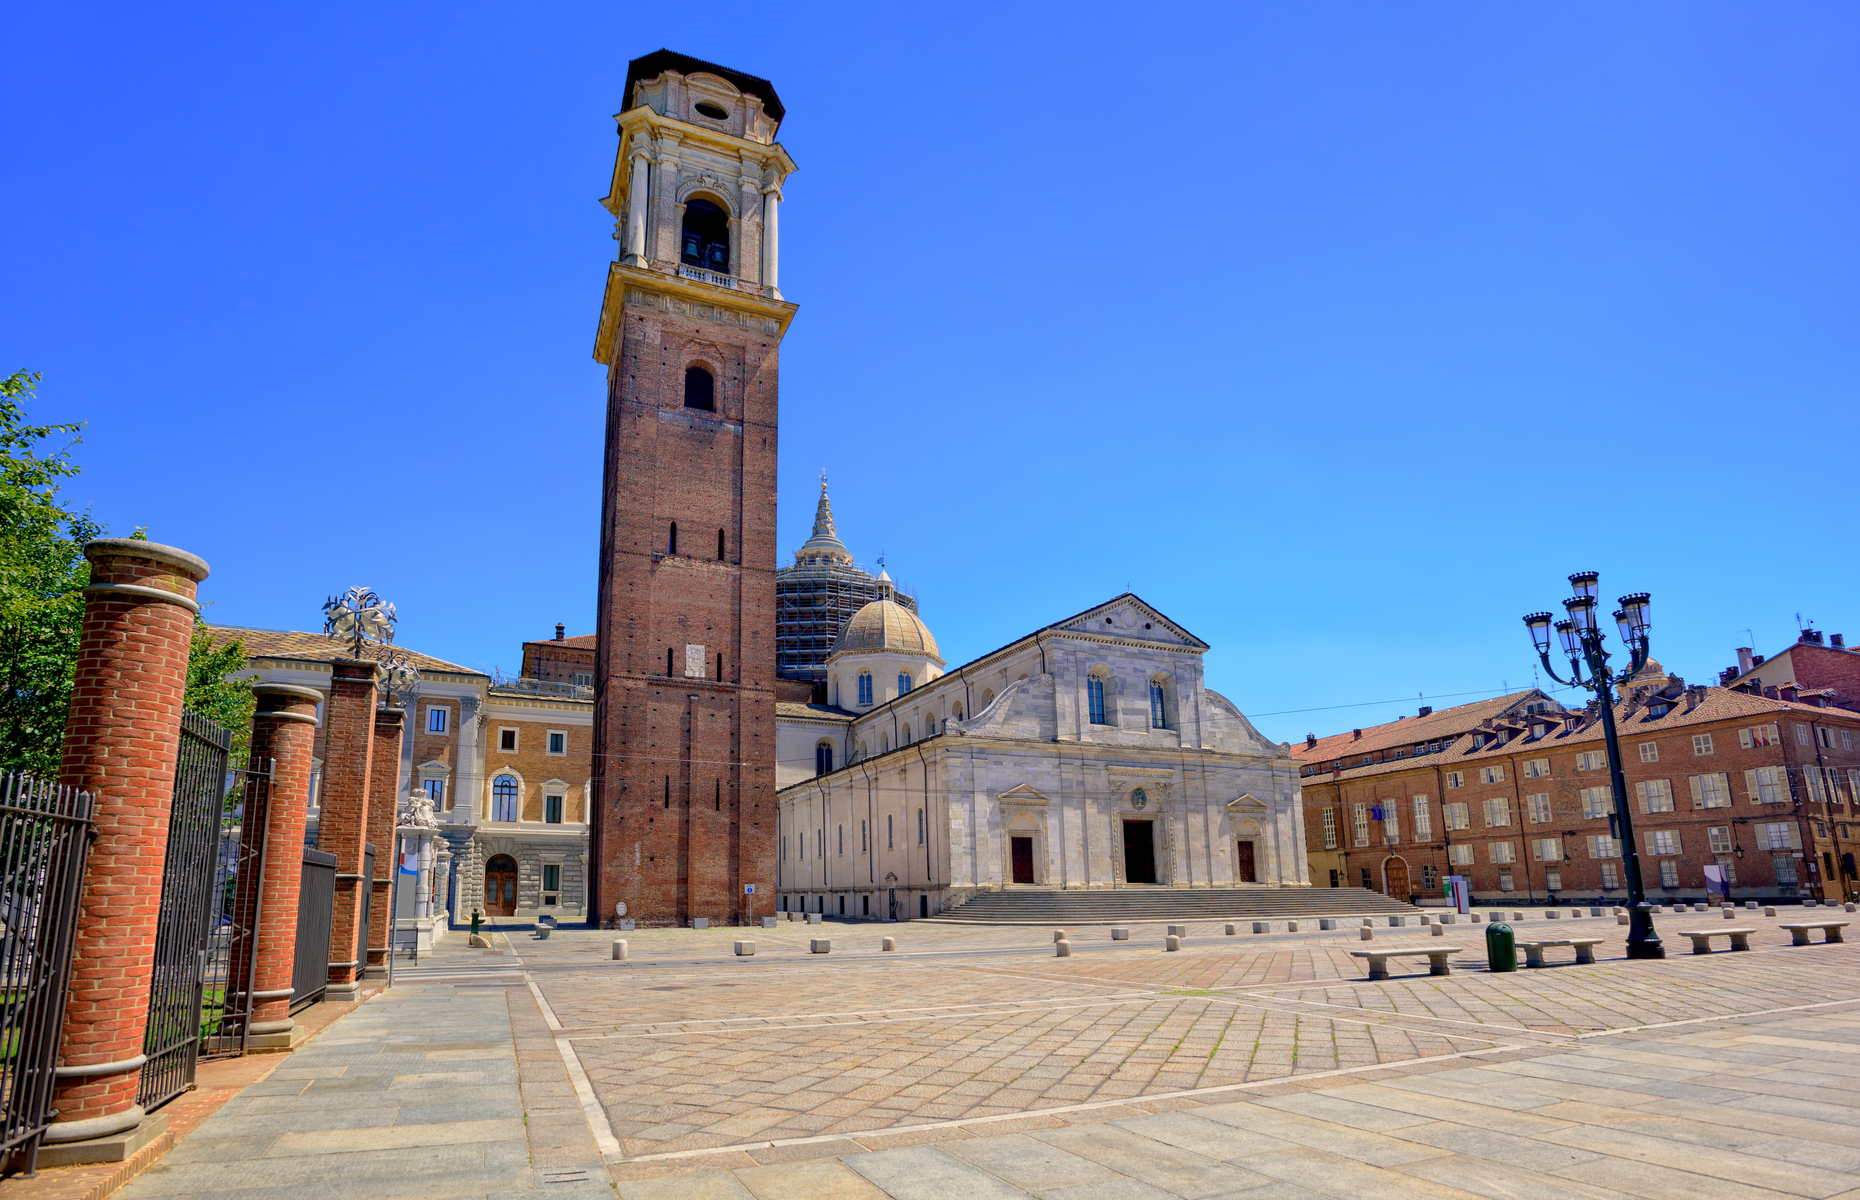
[932,886,1418,925]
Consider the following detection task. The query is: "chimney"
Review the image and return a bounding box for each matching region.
[1719,667,1739,686]
[554,623,565,641]
[1736,647,1754,674]
[1834,634,1847,650]
[1763,685,1780,700]
[1305,733,1317,749]
[1418,705,1433,717]
[1352,728,1362,741]
[1752,654,1765,667]
[1780,684,1799,703]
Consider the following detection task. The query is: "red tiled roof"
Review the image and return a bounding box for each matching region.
[525,634,596,650]
[776,701,855,722]
[213,626,484,677]
[1291,691,1560,767]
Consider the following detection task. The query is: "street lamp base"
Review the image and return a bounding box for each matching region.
[1625,941,1666,960]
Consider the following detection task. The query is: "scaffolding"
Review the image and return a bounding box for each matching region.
[776,559,916,683]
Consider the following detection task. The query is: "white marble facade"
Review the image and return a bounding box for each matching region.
[776,595,1308,919]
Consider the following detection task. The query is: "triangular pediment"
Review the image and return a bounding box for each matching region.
[1226,793,1268,811]
[1049,594,1207,649]
[417,759,451,774]
[996,783,1051,806]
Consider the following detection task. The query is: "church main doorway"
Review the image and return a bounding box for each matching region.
[1235,840,1258,884]
[484,855,518,917]
[1010,837,1035,884]
[1123,820,1157,884]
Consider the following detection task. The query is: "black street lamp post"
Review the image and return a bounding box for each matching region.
[1523,572,1665,959]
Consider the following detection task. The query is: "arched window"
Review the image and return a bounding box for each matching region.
[857,672,873,706]
[815,742,833,776]
[684,367,714,412]
[717,528,726,560]
[1150,680,1169,729]
[667,647,675,676]
[680,197,730,274]
[952,703,963,720]
[880,733,889,753]
[1087,675,1108,725]
[980,689,993,709]
[898,673,912,696]
[901,725,911,745]
[669,521,679,554]
[492,775,520,822]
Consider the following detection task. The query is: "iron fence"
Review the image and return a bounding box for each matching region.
[0,775,94,1177]
[292,849,335,1010]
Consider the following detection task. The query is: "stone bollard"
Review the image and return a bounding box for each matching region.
[1489,912,1504,923]
[1319,918,1337,930]
[1590,907,1604,917]
[239,683,322,1050]
[1165,935,1181,951]
[1745,900,1757,910]
[1847,903,1858,914]
[1111,927,1130,940]
[1440,913,1457,924]
[691,917,710,929]
[1225,923,1237,936]
[882,936,896,951]
[807,913,822,925]
[1390,915,1405,927]
[1055,940,1072,957]
[1805,899,1819,908]
[1360,926,1375,941]
[1253,921,1269,934]
[1617,914,1630,925]
[612,939,629,961]
[1054,930,1067,942]
[1430,923,1445,937]
[1167,924,1187,937]
[1614,907,1626,915]
[1764,906,1778,916]
[1546,910,1561,920]
[810,939,831,954]
[1362,917,1374,927]
[1649,905,1663,914]
[1471,913,1484,923]
[1724,907,1738,920]
[734,940,755,956]
[1287,920,1299,932]
[1511,911,1524,921]
[761,916,778,928]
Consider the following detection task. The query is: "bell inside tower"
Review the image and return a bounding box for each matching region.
[680,197,730,273]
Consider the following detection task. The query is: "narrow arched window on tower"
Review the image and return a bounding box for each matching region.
[717,528,726,560]
[680,198,730,274]
[815,742,833,776]
[857,672,873,706]
[1087,676,1108,725]
[716,652,724,680]
[668,521,678,554]
[667,647,675,676]
[684,367,715,412]
[1150,681,1168,729]
[898,673,912,696]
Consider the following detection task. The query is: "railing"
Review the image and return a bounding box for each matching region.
[0,774,95,1176]
[677,263,742,289]
[292,849,336,1011]
[490,674,593,701]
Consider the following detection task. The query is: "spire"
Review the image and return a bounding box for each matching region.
[795,472,854,564]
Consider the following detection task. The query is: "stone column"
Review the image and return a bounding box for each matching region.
[321,659,378,999]
[48,539,208,1152]
[244,683,321,1045]
[623,134,652,265]
[760,180,782,299]
[364,704,405,969]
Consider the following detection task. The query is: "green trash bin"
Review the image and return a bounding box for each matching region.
[1485,922,1517,972]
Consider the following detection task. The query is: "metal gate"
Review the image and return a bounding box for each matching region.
[356,843,374,977]
[139,713,274,1112]
[0,775,95,1176]
[292,849,335,1010]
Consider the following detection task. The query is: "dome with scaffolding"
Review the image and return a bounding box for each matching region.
[775,476,919,684]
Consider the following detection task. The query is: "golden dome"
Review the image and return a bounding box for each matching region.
[834,595,941,662]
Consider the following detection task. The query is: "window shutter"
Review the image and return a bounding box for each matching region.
[1635,781,1649,814]
[1671,830,1681,854]
[1789,824,1803,851]
[1688,775,1703,808]
[1744,769,1760,803]
[1643,830,1657,857]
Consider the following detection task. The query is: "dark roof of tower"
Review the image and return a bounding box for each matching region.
[624,50,786,123]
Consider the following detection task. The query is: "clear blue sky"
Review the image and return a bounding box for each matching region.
[6,4,1855,743]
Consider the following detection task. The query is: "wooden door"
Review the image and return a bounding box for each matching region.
[484,855,519,916]
[1010,837,1035,884]
[1383,857,1410,902]
[1235,840,1257,883]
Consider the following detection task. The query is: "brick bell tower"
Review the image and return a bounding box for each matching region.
[589,51,797,926]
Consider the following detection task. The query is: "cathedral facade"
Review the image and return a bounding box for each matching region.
[774,592,1309,920]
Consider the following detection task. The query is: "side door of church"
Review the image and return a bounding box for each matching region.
[1010,837,1034,884]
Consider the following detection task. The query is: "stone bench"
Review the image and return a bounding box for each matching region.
[1676,927,1755,954]
[1515,937,1605,968]
[1779,921,1848,946]
[1350,946,1463,981]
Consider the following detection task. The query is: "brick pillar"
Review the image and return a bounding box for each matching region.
[320,659,378,1000]
[364,705,404,969]
[245,683,321,1043]
[48,539,208,1146]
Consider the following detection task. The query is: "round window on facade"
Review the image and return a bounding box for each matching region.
[695,101,728,120]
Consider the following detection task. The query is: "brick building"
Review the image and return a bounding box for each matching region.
[1297,668,1860,905]
[589,50,798,926]
[1721,626,1860,706]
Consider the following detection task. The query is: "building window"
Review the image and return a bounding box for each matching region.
[1525,794,1551,824]
[1523,758,1549,778]
[861,820,867,852]
[545,794,562,824]
[1600,861,1620,888]
[547,731,566,755]
[1577,751,1605,771]
[1775,854,1798,886]
[1647,830,1679,855]
[1707,825,1732,854]
[858,673,873,706]
[1150,682,1168,729]
[898,673,913,697]
[1797,722,1812,746]
[542,864,560,892]
[1411,797,1431,840]
[1532,837,1562,862]
[1498,872,1514,892]
[499,728,517,752]
[1587,835,1620,859]
[815,743,833,776]
[1748,766,1787,804]
[1690,773,1730,809]
[1580,786,1611,819]
[492,776,519,822]
[1739,724,1779,749]
[1421,865,1437,889]
[1322,809,1337,850]
[1087,676,1108,725]
[428,707,448,734]
[1756,822,1796,851]
[1658,860,1679,889]
[1479,766,1505,785]
[1444,802,1469,831]
[680,198,730,274]
[887,814,893,848]
[423,778,446,809]
[1692,734,1714,756]
[901,724,911,746]
[1490,841,1515,864]
[1637,742,1657,763]
[1360,867,1372,889]
[1382,804,1399,844]
[918,809,925,845]
[1448,844,1473,866]
[669,522,678,555]
[1352,803,1370,847]
[1543,869,1563,892]
[1444,772,1463,789]
[717,528,726,561]
[1482,797,1512,827]
[838,825,843,855]
[1636,779,1674,814]
[574,672,592,688]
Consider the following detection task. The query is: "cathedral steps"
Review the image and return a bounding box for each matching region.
[930,886,1419,924]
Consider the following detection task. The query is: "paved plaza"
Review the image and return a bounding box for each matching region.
[117,909,1860,1200]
